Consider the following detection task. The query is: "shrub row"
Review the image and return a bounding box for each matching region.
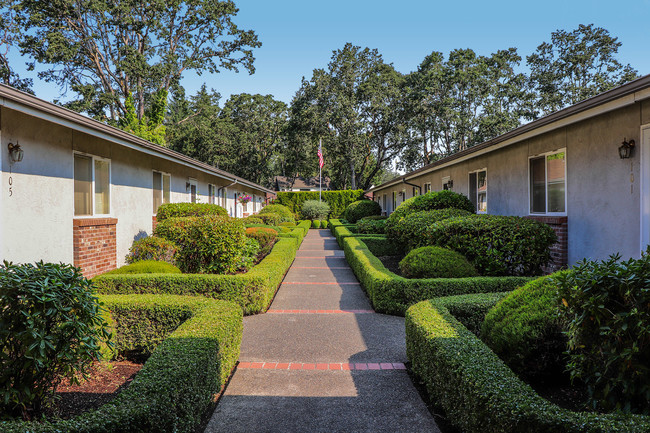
[156,202,228,220]
[342,235,530,315]
[405,294,650,433]
[385,208,472,250]
[1,294,243,433]
[275,190,366,218]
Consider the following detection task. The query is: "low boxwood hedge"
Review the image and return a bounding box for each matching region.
[342,235,529,315]
[1,294,242,433]
[94,224,310,315]
[405,294,650,433]
[156,202,228,220]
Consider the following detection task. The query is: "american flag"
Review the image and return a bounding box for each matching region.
[317,140,324,168]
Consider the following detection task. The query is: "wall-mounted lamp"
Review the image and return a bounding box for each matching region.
[8,142,23,163]
[619,138,635,159]
[446,179,454,189]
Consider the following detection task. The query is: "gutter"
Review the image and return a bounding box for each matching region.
[402,178,421,195]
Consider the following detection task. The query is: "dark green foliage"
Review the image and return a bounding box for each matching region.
[245,227,278,258]
[421,215,557,276]
[354,235,401,257]
[555,253,650,414]
[1,295,243,433]
[259,204,295,222]
[341,235,531,315]
[156,203,227,221]
[343,200,382,223]
[481,274,568,378]
[274,190,366,218]
[311,219,321,228]
[399,246,478,279]
[301,200,331,220]
[385,190,475,229]
[0,262,111,419]
[125,236,178,264]
[386,208,472,249]
[405,295,650,433]
[103,260,181,275]
[356,216,387,234]
[154,216,248,274]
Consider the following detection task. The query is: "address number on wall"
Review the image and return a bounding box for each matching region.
[8,176,12,197]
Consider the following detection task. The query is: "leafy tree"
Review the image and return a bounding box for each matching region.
[119,89,167,144]
[0,0,32,93]
[527,24,638,116]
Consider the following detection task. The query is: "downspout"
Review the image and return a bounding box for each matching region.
[402,177,422,196]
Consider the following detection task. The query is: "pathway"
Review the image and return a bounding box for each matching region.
[205,230,440,433]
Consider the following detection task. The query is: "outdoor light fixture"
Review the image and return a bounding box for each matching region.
[619,138,635,159]
[446,179,454,189]
[7,142,23,163]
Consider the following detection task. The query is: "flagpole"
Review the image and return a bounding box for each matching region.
[319,137,322,202]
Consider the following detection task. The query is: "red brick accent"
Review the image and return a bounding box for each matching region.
[525,215,568,274]
[152,215,157,232]
[73,218,118,278]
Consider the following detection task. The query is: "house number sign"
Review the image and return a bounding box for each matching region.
[8,175,12,197]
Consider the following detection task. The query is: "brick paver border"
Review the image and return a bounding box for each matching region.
[238,362,406,371]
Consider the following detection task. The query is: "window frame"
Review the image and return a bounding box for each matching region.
[208,183,217,205]
[152,170,171,215]
[528,148,567,216]
[468,168,487,214]
[188,178,198,203]
[423,183,431,194]
[73,152,112,217]
[441,176,450,191]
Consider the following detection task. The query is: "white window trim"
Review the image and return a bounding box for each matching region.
[73,151,112,217]
[441,176,450,191]
[468,168,487,214]
[528,148,567,216]
[152,170,171,215]
[208,183,217,205]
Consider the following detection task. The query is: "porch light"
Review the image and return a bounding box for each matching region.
[8,142,23,163]
[618,138,635,159]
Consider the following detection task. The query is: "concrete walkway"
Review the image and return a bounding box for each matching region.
[205,230,440,433]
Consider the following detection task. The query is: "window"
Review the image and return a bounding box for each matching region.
[74,153,110,216]
[529,150,566,214]
[208,184,217,205]
[423,183,431,194]
[469,169,487,213]
[392,191,397,212]
[412,186,419,197]
[188,178,198,203]
[153,171,170,214]
[382,194,387,213]
[442,176,451,190]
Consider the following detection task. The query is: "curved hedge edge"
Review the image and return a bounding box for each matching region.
[405,295,650,433]
[342,236,531,316]
[1,295,243,433]
[93,236,301,315]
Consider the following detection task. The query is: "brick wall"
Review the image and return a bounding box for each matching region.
[73,218,118,278]
[525,215,568,274]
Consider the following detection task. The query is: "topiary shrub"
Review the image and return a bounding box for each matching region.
[399,246,478,279]
[343,200,381,223]
[387,190,474,224]
[259,204,295,223]
[386,208,471,249]
[311,219,321,229]
[356,216,387,235]
[320,220,329,229]
[154,216,249,274]
[279,221,297,228]
[481,273,568,379]
[245,227,278,257]
[103,260,182,275]
[421,215,557,276]
[555,252,650,414]
[275,190,365,218]
[301,200,331,220]
[256,213,283,226]
[245,216,264,224]
[156,202,227,221]
[0,262,111,419]
[125,236,178,264]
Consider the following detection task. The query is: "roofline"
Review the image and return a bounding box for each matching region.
[368,73,650,193]
[0,84,275,195]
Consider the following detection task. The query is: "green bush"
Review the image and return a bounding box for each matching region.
[245,227,278,258]
[555,253,650,414]
[399,246,478,279]
[421,215,557,276]
[104,260,182,275]
[386,209,472,250]
[125,236,178,264]
[0,262,111,419]
[301,200,330,220]
[481,274,568,378]
[259,204,295,222]
[154,216,248,274]
[386,190,474,227]
[156,202,227,221]
[255,213,283,226]
[356,216,387,234]
[320,220,329,229]
[354,235,401,257]
[311,219,321,229]
[405,295,650,433]
[279,221,297,228]
[237,238,260,272]
[275,190,366,218]
[343,199,381,223]
[245,216,264,224]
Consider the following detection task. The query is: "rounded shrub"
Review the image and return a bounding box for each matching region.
[386,209,471,249]
[0,262,111,419]
[245,216,264,224]
[103,260,182,275]
[125,236,178,264]
[399,246,478,279]
[320,220,329,229]
[156,202,227,221]
[481,273,568,379]
[259,204,295,223]
[356,216,388,234]
[301,200,331,221]
[421,215,557,276]
[256,213,283,226]
[279,221,297,228]
[311,219,321,229]
[154,216,249,274]
[245,227,278,257]
[343,200,381,223]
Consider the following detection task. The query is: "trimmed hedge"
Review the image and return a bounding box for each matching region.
[386,190,474,227]
[356,216,387,235]
[126,236,178,265]
[258,204,295,222]
[1,294,242,433]
[275,190,366,218]
[311,219,321,229]
[156,202,227,220]
[342,235,530,315]
[343,200,381,223]
[386,208,472,250]
[103,260,182,275]
[405,294,650,433]
[399,246,478,279]
[355,235,401,257]
[93,226,308,315]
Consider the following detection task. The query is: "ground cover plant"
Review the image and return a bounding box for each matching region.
[399,246,478,279]
[343,199,381,223]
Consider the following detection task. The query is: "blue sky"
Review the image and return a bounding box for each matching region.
[10,0,650,105]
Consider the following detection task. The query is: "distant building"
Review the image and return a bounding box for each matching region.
[274,176,331,192]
